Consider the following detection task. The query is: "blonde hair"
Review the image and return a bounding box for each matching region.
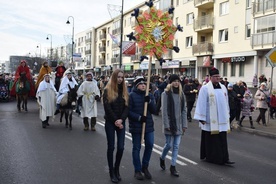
[104,69,129,106]
[164,83,184,99]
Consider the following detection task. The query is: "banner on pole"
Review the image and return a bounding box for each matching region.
[122,41,136,56]
[73,53,82,62]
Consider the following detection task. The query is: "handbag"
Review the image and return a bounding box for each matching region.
[260,89,270,107]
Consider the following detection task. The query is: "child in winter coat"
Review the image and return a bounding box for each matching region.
[239,91,255,129]
[270,90,276,119]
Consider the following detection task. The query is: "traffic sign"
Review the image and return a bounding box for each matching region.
[265,47,276,67]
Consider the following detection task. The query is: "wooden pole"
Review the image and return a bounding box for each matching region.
[141,56,152,144]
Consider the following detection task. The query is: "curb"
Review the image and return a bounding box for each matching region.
[238,127,276,139]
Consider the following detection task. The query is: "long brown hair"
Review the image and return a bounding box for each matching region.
[104,69,129,106]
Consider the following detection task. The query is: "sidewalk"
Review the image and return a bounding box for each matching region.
[233,112,276,139]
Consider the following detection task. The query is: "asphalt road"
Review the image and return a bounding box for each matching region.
[0,99,275,184]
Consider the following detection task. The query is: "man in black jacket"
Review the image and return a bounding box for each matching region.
[233,80,246,122]
[183,79,197,122]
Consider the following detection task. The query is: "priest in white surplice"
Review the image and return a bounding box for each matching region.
[77,72,100,131]
[36,74,58,128]
[194,67,235,165]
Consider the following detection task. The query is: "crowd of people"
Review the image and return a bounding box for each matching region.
[1,60,276,183]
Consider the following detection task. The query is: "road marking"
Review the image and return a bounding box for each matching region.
[97,120,198,166]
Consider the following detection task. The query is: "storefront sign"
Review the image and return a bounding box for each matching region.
[162,60,180,69]
[231,57,245,62]
[140,62,149,70]
[124,65,132,71]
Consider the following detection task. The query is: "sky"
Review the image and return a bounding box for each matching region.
[0,0,145,61]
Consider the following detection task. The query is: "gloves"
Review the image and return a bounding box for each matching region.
[95,95,100,101]
[139,115,147,123]
[144,95,150,103]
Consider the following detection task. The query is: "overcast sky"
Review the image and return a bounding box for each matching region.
[0,0,145,61]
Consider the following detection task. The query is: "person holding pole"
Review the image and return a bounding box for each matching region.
[128,76,156,180]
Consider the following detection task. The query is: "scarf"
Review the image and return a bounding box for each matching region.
[167,87,184,135]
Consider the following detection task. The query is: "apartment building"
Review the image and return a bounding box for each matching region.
[74,0,275,87]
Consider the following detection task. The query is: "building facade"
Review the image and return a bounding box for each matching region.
[73,0,275,87]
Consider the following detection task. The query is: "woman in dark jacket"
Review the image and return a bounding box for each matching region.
[128,76,156,180]
[103,69,129,183]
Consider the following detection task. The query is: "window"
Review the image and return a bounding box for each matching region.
[187,13,194,25]
[175,39,178,47]
[235,0,239,4]
[246,24,251,38]
[220,1,229,15]
[186,36,193,47]
[219,29,228,42]
[239,62,245,76]
[175,17,178,26]
[223,62,228,76]
[246,0,251,8]
[176,0,179,6]
[231,63,236,76]
[183,0,192,3]
[255,15,276,33]
[234,26,238,33]
[107,40,110,47]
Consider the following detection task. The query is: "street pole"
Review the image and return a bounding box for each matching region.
[37,43,41,58]
[66,16,75,69]
[119,0,124,69]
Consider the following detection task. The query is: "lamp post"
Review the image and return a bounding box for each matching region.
[66,16,75,69]
[119,0,124,69]
[46,34,52,61]
[36,43,41,58]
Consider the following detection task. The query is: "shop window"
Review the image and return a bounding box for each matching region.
[223,62,228,76]
[231,62,236,77]
[239,62,245,77]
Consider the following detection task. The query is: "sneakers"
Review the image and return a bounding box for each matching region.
[134,171,144,180]
[142,167,152,179]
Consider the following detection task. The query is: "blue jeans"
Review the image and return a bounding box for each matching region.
[105,121,125,170]
[161,134,182,166]
[131,132,154,172]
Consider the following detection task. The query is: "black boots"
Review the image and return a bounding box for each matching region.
[142,166,152,179]
[250,121,255,129]
[114,167,121,181]
[83,117,89,131]
[170,165,179,177]
[109,169,118,183]
[160,157,166,170]
[91,117,96,131]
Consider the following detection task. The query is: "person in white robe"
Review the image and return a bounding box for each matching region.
[194,67,235,165]
[36,74,58,128]
[77,72,100,131]
[54,70,78,115]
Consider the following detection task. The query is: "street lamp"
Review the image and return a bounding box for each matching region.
[36,43,41,58]
[66,16,75,69]
[46,34,52,60]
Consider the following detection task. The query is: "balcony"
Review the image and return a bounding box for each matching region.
[85,38,91,43]
[112,28,121,35]
[192,42,214,56]
[252,1,276,17]
[85,50,91,55]
[251,31,276,49]
[100,33,106,40]
[99,46,106,52]
[194,15,214,32]
[99,58,106,65]
[111,57,120,64]
[194,0,214,9]
[131,54,141,61]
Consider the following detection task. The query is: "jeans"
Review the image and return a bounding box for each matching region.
[161,134,182,166]
[105,121,125,170]
[131,131,154,172]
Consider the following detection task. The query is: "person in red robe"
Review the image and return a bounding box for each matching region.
[10,60,35,97]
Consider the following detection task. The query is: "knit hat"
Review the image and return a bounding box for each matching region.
[169,74,180,84]
[227,83,233,88]
[86,72,93,77]
[260,82,266,86]
[209,67,219,76]
[134,76,146,87]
